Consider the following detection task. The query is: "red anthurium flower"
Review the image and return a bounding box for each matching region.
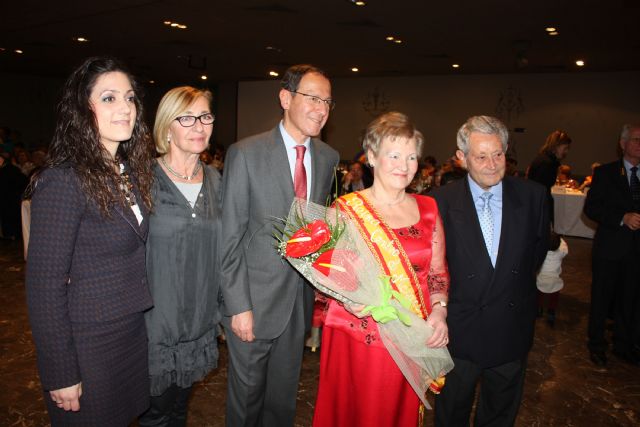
[286,220,331,258]
[313,249,359,291]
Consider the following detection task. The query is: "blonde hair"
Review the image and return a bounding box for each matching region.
[362,111,424,158]
[153,86,213,154]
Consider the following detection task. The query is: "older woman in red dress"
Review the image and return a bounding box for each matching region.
[313,112,450,427]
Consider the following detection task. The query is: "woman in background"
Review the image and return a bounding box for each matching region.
[139,86,222,426]
[26,56,155,425]
[528,130,572,222]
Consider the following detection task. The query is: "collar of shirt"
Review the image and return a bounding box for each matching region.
[467,175,503,206]
[279,121,312,197]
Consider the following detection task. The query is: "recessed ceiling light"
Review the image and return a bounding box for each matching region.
[545,27,556,32]
[164,21,172,25]
[394,39,402,44]
[0,48,6,52]
[201,75,208,80]
[355,1,366,5]
[149,80,155,84]
[178,25,187,29]
[576,60,585,67]
[269,71,279,77]
[171,23,179,27]
[74,37,89,42]
[351,67,359,72]
[386,36,394,41]
[15,49,23,54]
[452,64,460,68]
[548,31,559,36]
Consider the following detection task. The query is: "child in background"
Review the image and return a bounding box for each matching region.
[537,230,569,327]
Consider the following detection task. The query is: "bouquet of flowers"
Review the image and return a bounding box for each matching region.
[276,198,454,409]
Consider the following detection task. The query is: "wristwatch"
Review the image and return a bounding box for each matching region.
[432,300,448,308]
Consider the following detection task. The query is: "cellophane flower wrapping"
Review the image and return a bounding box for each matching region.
[279,199,454,409]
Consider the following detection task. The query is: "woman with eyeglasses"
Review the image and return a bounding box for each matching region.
[139,86,222,426]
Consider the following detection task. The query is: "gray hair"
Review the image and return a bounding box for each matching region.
[456,115,509,154]
[620,124,640,141]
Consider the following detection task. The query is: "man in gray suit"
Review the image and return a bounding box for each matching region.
[220,64,339,426]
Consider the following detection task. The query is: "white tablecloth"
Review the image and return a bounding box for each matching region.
[551,187,596,238]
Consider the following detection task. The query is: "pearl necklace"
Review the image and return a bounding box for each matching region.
[160,156,202,181]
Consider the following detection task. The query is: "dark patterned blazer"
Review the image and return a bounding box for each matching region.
[432,175,549,367]
[26,166,153,391]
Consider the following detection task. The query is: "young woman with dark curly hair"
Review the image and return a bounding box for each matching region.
[25,56,155,426]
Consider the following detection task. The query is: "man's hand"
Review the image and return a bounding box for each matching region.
[50,382,82,412]
[622,212,640,230]
[231,310,255,342]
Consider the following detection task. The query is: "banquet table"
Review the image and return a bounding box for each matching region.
[551,186,596,239]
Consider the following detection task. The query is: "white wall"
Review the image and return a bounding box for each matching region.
[237,71,640,175]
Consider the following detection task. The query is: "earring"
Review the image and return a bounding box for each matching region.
[167,135,171,143]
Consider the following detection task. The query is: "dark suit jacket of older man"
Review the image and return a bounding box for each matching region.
[431,175,549,368]
[584,160,640,358]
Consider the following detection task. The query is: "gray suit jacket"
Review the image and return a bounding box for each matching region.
[220,126,339,339]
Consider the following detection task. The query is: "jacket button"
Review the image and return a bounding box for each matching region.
[511,269,519,274]
[508,302,515,307]
[467,274,475,279]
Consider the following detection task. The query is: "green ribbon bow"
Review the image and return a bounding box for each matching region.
[361,276,412,326]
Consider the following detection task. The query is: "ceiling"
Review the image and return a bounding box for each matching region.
[2,0,639,86]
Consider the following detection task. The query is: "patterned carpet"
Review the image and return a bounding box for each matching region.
[1,236,638,426]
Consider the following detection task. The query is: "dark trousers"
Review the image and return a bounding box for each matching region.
[435,356,527,427]
[138,384,192,427]
[588,251,640,354]
[224,285,306,427]
[537,291,559,310]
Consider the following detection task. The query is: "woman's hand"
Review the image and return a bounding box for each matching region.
[50,382,82,411]
[426,306,449,348]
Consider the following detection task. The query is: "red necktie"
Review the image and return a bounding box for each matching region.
[294,145,307,200]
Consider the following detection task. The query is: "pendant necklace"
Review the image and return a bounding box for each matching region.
[161,156,201,181]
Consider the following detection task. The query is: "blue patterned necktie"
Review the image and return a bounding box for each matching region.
[479,192,494,255]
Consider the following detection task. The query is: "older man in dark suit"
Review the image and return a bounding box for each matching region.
[220,64,339,427]
[584,124,640,367]
[432,116,549,426]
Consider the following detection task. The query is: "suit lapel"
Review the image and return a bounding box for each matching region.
[450,179,493,273]
[491,178,523,282]
[309,138,329,204]
[113,168,148,242]
[617,159,633,199]
[266,127,296,204]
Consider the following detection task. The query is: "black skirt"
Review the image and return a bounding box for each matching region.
[45,312,149,426]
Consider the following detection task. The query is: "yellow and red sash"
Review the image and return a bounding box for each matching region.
[336,192,429,319]
[337,192,446,396]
